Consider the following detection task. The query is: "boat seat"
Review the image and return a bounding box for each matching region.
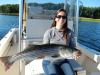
[25,59,86,75]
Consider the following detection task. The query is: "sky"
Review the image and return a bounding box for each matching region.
[0,0,19,5]
[80,0,100,7]
[0,0,100,7]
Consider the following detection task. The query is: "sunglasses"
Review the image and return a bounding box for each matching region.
[56,15,67,19]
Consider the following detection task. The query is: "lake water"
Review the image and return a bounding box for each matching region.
[0,15,19,39]
[78,21,100,51]
[0,15,100,51]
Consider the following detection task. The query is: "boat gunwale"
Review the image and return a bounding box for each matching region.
[77,43,100,64]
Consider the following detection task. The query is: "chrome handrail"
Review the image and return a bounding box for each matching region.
[19,0,24,75]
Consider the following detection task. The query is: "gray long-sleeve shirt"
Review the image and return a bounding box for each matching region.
[43,27,76,48]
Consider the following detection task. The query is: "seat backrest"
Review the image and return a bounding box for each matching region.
[26,19,53,38]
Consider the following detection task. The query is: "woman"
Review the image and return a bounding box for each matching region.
[42,9,81,75]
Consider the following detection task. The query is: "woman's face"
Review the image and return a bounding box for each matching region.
[55,11,66,30]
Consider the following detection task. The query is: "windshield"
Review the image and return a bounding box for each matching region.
[26,0,65,19]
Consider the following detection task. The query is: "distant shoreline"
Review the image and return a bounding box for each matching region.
[0,13,19,16]
[0,13,100,23]
[79,17,100,23]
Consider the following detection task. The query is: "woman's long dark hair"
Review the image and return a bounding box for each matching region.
[50,9,68,44]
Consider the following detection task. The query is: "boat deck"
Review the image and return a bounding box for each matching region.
[0,42,45,75]
[0,43,20,75]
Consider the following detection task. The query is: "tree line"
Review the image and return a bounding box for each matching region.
[79,6,100,19]
[0,4,19,13]
[0,3,100,19]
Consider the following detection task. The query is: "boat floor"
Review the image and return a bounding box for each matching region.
[0,43,45,75]
[0,43,20,75]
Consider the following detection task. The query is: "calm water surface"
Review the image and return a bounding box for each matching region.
[0,15,19,39]
[78,21,100,51]
[0,15,100,51]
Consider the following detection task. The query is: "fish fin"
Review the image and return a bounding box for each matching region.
[0,57,13,71]
[51,54,60,58]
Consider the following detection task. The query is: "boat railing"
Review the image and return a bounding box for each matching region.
[0,28,18,56]
[77,43,100,64]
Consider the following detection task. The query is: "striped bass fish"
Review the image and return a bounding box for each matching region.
[0,44,81,71]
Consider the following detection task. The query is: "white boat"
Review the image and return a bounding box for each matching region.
[0,0,100,75]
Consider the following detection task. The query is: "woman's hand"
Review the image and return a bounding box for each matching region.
[72,50,82,59]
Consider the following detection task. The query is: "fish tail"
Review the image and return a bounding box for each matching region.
[0,56,13,71]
